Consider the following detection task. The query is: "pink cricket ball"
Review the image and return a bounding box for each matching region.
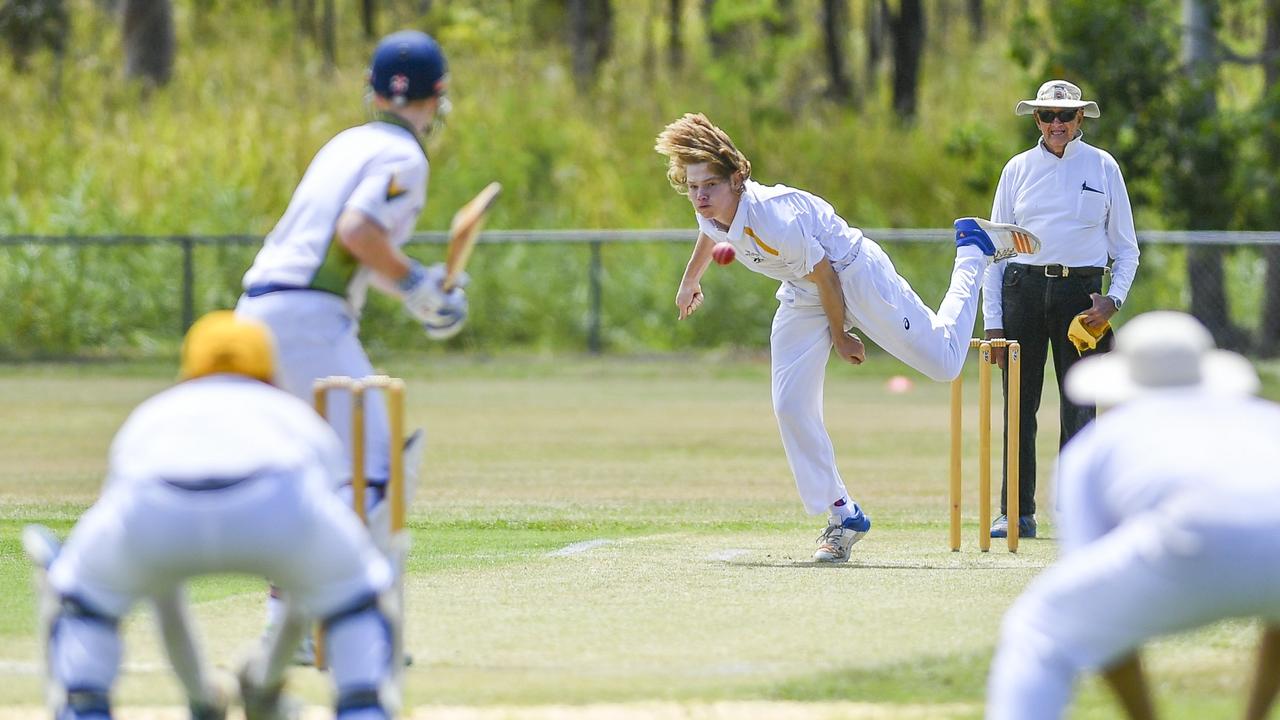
[711,241,736,266]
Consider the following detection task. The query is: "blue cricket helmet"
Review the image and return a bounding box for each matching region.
[368,30,447,103]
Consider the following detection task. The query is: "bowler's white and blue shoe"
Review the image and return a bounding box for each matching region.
[954,217,1042,261]
[813,507,872,563]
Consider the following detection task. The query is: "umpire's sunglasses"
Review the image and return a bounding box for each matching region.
[1036,109,1080,124]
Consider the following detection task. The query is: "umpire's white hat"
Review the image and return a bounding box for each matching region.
[1016,80,1100,118]
[1065,311,1259,406]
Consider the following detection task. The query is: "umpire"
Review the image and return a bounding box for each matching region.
[982,80,1140,539]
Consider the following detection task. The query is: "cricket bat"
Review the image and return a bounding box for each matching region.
[443,181,502,292]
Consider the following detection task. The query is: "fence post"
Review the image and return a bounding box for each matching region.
[588,240,602,353]
[181,237,195,334]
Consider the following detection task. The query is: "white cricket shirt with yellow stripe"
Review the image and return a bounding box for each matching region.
[694,180,862,306]
[689,178,989,519]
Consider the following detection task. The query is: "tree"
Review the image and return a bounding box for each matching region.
[1179,0,1242,347]
[967,0,984,40]
[121,0,174,87]
[361,0,376,40]
[0,0,68,77]
[701,0,731,58]
[865,0,888,95]
[765,0,796,37]
[668,0,682,70]
[295,0,315,39]
[820,0,853,103]
[888,0,925,118]
[1257,0,1280,354]
[567,0,613,90]
[320,0,336,69]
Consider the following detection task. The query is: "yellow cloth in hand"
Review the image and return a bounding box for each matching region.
[1068,313,1110,355]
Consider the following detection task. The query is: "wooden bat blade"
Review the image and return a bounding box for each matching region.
[444,181,502,291]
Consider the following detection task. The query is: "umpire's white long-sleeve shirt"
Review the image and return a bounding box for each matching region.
[982,133,1140,329]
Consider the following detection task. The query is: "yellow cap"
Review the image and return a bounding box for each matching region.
[1067,313,1110,355]
[179,310,277,383]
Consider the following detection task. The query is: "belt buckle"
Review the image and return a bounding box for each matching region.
[1044,264,1067,278]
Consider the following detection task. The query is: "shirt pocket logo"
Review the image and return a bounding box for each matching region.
[1075,181,1107,226]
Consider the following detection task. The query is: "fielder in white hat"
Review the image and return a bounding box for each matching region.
[979,78,1141,541]
[986,311,1280,720]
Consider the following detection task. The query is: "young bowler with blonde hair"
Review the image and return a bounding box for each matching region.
[655,113,1037,562]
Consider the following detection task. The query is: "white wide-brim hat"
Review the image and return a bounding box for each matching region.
[1015,79,1100,118]
[1064,311,1259,406]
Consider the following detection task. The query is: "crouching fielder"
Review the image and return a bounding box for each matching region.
[655,113,1038,562]
[29,311,399,720]
[986,311,1280,720]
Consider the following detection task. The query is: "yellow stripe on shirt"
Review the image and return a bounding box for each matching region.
[744,227,779,256]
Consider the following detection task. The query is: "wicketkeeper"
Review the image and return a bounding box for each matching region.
[28,311,401,720]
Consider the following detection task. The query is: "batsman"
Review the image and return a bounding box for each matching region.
[235,30,469,661]
[26,312,400,720]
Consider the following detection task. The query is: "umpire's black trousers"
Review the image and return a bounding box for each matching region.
[998,262,1113,517]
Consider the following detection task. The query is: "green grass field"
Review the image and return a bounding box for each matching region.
[0,355,1276,719]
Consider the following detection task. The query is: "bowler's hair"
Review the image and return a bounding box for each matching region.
[654,113,752,195]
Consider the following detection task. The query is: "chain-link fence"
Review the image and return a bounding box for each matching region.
[2,230,1278,360]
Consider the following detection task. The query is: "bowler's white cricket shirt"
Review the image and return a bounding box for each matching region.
[242,118,428,314]
[982,134,1140,328]
[696,180,863,304]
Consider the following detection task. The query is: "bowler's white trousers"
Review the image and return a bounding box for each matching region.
[772,241,986,514]
[986,509,1280,719]
[237,290,392,485]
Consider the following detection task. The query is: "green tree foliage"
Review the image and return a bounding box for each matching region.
[0,0,67,72]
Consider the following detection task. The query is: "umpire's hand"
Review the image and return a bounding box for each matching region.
[1080,292,1120,330]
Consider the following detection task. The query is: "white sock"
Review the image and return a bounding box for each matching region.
[829,498,854,523]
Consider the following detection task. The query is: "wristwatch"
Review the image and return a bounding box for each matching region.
[1106,295,1123,310]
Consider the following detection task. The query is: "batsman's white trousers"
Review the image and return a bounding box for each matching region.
[985,509,1280,719]
[49,469,392,621]
[237,290,392,486]
[772,241,986,515]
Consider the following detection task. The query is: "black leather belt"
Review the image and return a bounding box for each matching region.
[1009,262,1106,278]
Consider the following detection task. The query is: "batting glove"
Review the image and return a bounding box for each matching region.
[423,289,468,340]
[400,261,469,323]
